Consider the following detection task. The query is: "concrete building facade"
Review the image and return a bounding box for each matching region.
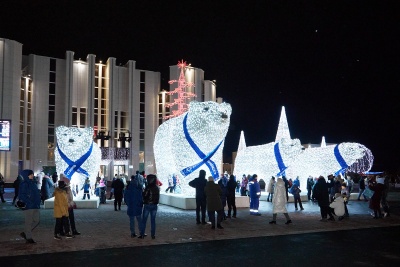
[0,38,217,182]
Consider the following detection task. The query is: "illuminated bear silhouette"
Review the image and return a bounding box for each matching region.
[55,126,101,188]
[234,137,303,181]
[154,101,232,195]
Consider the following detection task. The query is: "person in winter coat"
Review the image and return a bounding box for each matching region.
[41,174,54,204]
[53,181,74,239]
[368,177,384,219]
[226,175,237,218]
[188,170,207,224]
[60,174,80,236]
[165,175,175,193]
[111,176,125,211]
[329,193,346,221]
[282,176,290,201]
[12,175,23,205]
[139,174,160,239]
[269,177,292,224]
[248,174,261,216]
[291,183,304,211]
[266,176,276,202]
[218,173,229,219]
[0,173,6,203]
[306,176,314,201]
[18,169,41,244]
[357,176,368,201]
[205,176,224,229]
[312,176,335,221]
[125,175,144,237]
[81,178,92,200]
[240,175,248,196]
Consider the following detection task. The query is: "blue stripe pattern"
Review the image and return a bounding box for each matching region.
[57,142,93,179]
[274,143,287,176]
[334,144,349,175]
[180,114,223,178]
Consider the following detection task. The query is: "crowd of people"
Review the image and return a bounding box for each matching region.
[0,168,394,244]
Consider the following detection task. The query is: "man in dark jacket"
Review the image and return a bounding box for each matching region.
[139,174,160,239]
[312,176,334,222]
[227,175,237,218]
[205,176,224,229]
[19,169,41,244]
[111,177,125,211]
[12,175,23,205]
[189,170,207,225]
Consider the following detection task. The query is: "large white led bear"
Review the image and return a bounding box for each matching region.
[234,137,304,182]
[55,126,101,189]
[285,143,369,183]
[154,101,232,195]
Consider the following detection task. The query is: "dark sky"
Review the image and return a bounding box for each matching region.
[1,1,399,172]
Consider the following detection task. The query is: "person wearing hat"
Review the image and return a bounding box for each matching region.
[18,169,41,244]
[329,193,345,221]
[53,180,75,239]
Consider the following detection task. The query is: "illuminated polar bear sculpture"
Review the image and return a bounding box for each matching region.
[55,126,101,188]
[234,138,304,181]
[154,101,232,195]
[285,142,370,184]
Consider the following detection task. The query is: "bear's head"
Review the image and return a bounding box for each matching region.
[187,101,232,133]
[278,138,304,164]
[338,142,367,165]
[56,126,94,153]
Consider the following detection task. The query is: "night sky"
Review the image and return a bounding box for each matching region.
[1,1,399,172]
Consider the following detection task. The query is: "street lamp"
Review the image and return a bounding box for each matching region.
[118,131,132,148]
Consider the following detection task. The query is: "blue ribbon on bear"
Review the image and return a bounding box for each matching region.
[180,113,223,179]
[334,144,348,176]
[274,142,287,176]
[57,142,93,179]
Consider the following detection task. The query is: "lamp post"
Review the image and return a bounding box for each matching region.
[96,131,111,147]
[118,131,132,148]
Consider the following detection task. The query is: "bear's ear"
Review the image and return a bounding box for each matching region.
[86,127,94,136]
[56,125,67,136]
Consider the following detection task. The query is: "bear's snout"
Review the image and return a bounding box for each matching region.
[68,138,75,143]
[221,113,228,119]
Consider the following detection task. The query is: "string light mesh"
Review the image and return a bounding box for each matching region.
[154,101,232,195]
[234,137,304,181]
[275,106,291,142]
[55,126,101,188]
[285,143,372,189]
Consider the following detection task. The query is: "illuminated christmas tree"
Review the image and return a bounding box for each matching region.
[275,106,291,142]
[164,60,196,119]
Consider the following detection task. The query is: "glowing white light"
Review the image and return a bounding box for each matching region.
[55,126,101,189]
[275,106,291,142]
[321,136,326,148]
[285,142,373,189]
[234,137,303,181]
[234,106,374,192]
[154,101,232,195]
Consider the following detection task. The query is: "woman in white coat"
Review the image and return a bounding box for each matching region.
[269,177,292,224]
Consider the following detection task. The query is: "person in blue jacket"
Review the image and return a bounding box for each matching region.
[248,174,261,216]
[18,169,41,244]
[124,175,144,237]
